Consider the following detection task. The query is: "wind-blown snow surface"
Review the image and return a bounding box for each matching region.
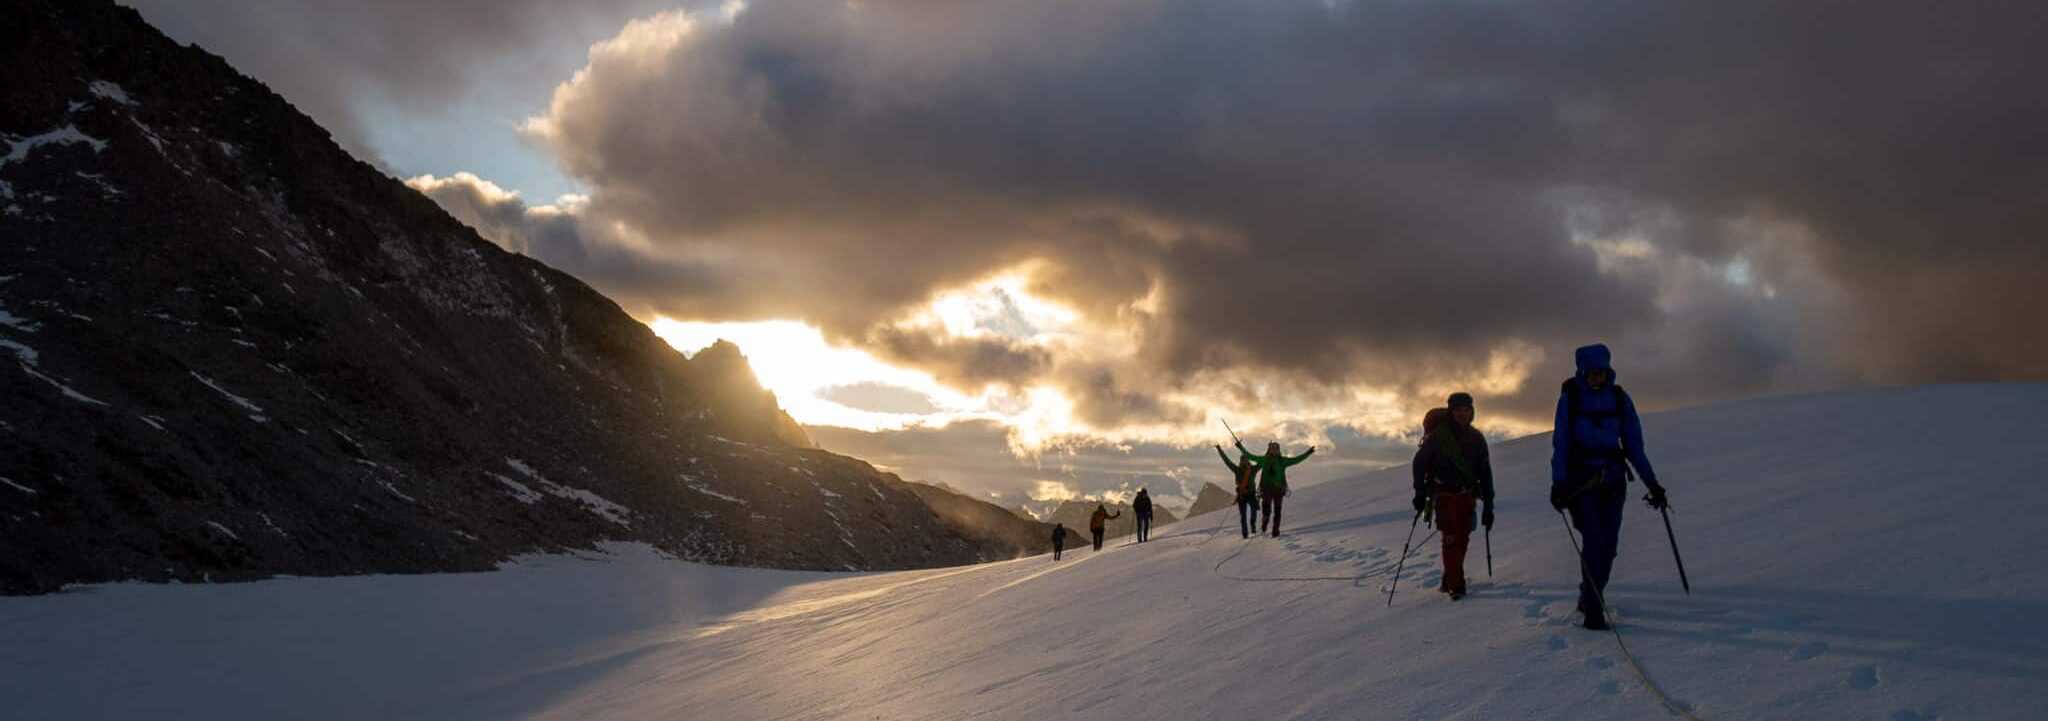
[7,384,2048,720]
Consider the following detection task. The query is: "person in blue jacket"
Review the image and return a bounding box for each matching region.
[1550,343,1671,630]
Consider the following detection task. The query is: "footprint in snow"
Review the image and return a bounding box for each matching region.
[1597,680,1622,695]
[1848,665,1881,690]
[1547,635,1569,652]
[1585,657,1615,670]
[1790,641,1829,661]
[1523,601,1550,619]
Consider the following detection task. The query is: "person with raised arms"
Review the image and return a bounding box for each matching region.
[1235,439,1315,537]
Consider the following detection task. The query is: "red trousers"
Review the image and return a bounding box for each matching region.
[1435,491,1477,594]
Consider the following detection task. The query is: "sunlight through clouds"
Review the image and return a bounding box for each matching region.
[650,317,980,432]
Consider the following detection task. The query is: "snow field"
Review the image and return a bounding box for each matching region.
[4,384,2046,720]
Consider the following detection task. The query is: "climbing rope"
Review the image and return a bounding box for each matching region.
[1211,526,1436,585]
[1190,503,1708,719]
[1560,512,1710,721]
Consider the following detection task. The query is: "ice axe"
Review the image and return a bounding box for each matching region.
[1650,494,1692,594]
[1485,524,1493,579]
[1221,419,1243,447]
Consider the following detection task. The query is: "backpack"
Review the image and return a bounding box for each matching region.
[1233,459,1258,496]
[1421,408,1449,441]
[1560,378,1634,469]
[1428,424,1481,492]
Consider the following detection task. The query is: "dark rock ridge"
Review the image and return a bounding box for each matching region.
[900,481,1069,561]
[1183,482,1236,519]
[1043,500,1181,543]
[0,0,1038,594]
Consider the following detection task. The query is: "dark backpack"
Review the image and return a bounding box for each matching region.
[1561,378,1635,471]
[1428,425,1481,492]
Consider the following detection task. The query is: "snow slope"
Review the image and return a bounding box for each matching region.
[7,384,2048,720]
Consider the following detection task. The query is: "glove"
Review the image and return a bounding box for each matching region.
[1412,495,1427,513]
[1644,483,1670,510]
[1481,503,1495,529]
[1549,486,1569,512]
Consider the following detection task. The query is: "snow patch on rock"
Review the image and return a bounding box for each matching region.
[21,362,109,406]
[0,307,40,333]
[487,471,542,505]
[684,476,748,505]
[2,126,108,171]
[0,338,37,365]
[89,80,135,106]
[505,458,634,527]
[204,521,239,541]
[190,371,263,418]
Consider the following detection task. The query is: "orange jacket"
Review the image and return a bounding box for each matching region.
[1089,506,1120,532]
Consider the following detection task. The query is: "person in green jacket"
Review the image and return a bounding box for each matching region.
[1236,440,1315,537]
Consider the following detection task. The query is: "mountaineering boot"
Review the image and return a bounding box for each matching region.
[1582,608,1610,630]
[1449,590,1465,601]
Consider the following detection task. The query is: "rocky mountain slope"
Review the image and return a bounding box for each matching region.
[901,481,1071,560]
[1182,482,1235,518]
[0,0,1047,593]
[1043,499,1181,542]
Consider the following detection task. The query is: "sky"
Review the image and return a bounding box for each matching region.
[124,0,2048,515]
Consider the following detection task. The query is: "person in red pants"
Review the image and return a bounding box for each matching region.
[1412,392,1495,600]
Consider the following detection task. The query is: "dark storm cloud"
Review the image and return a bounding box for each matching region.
[404,173,736,312]
[511,0,2048,430]
[862,327,1052,391]
[285,0,2048,437]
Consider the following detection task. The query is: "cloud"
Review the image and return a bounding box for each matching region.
[817,382,940,415]
[393,1,2048,452]
[1027,480,1079,503]
[806,419,1409,515]
[124,0,676,165]
[861,326,1053,392]
[404,173,734,314]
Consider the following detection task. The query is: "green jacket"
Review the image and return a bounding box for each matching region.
[1236,441,1314,495]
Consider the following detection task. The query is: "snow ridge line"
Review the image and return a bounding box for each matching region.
[1560,512,1710,721]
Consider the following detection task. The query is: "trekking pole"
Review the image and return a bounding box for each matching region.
[1652,499,1692,594]
[1221,419,1243,446]
[1386,508,1423,607]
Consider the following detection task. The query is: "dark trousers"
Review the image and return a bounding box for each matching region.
[1092,529,1105,551]
[1136,513,1152,542]
[1261,494,1285,536]
[1568,482,1628,614]
[1236,495,1257,538]
[1053,538,1064,560]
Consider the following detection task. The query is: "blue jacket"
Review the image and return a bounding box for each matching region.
[1550,344,1658,486]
